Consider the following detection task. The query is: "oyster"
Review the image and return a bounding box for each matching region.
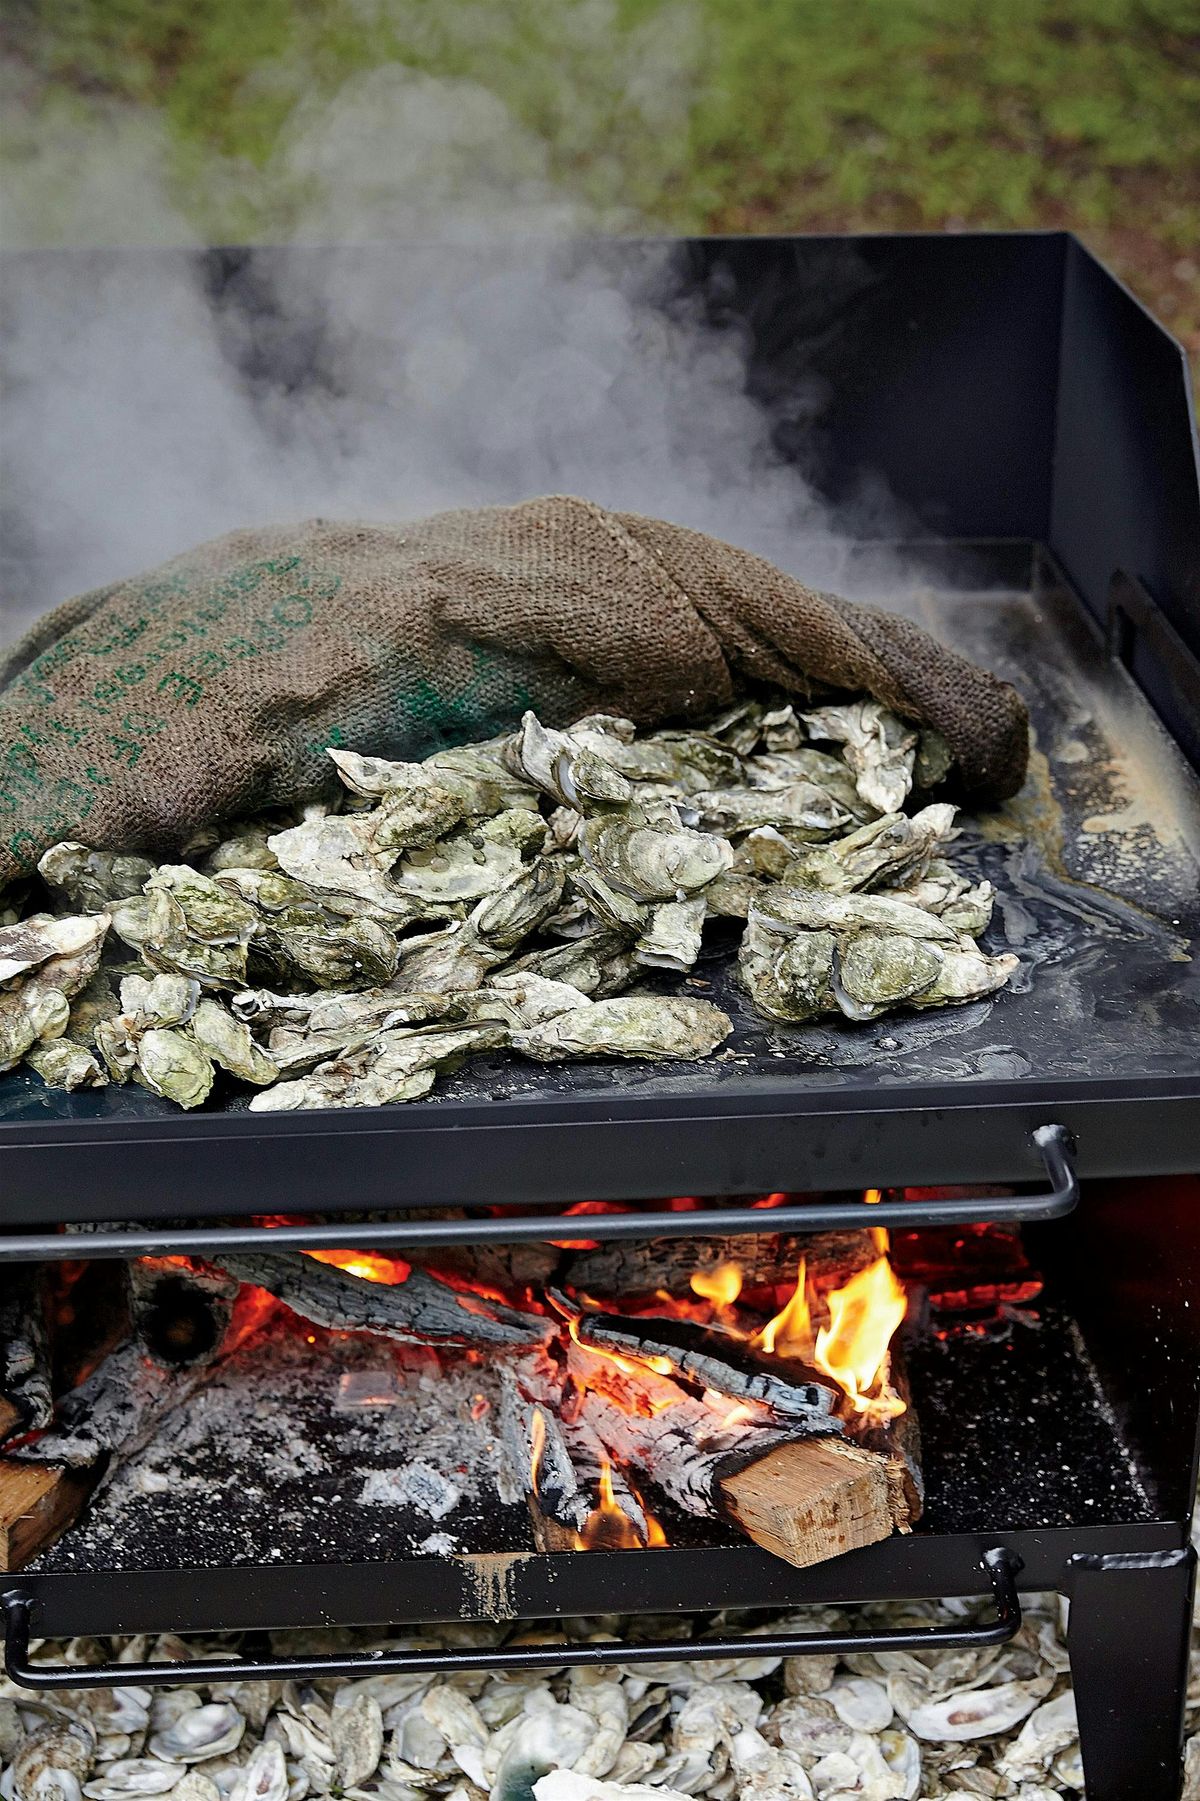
[147,1706,245,1766]
[13,1721,97,1801]
[909,944,1019,1007]
[200,822,280,875]
[512,995,731,1062]
[134,1029,215,1110]
[503,933,637,1000]
[802,699,919,813]
[265,915,398,990]
[760,703,802,751]
[145,867,258,948]
[580,813,731,902]
[746,748,869,821]
[784,804,956,894]
[0,912,109,986]
[37,843,156,912]
[0,913,110,1069]
[472,861,566,949]
[751,886,958,943]
[503,713,631,813]
[82,1764,184,1799]
[705,698,765,756]
[833,931,945,1020]
[25,1038,108,1090]
[267,815,420,923]
[389,922,504,996]
[120,974,201,1029]
[738,919,836,1024]
[249,1022,506,1112]
[390,829,524,906]
[692,783,849,841]
[141,886,249,988]
[189,1000,279,1085]
[633,897,707,972]
[571,868,649,936]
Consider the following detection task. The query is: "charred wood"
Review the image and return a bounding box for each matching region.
[127,1260,239,1368]
[0,1270,53,1440]
[211,1253,553,1349]
[552,1293,841,1430]
[563,1230,876,1302]
[498,1362,649,1550]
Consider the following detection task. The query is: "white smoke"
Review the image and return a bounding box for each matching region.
[0,20,894,646]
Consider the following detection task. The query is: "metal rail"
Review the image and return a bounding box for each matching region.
[0,1124,1075,1261]
[2,1549,1021,1688]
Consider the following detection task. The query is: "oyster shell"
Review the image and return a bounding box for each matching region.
[833,931,945,1020]
[82,1764,184,1799]
[909,945,1019,1008]
[692,783,849,841]
[189,1000,279,1085]
[200,823,281,876]
[512,995,731,1062]
[633,897,706,972]
[745,749,869,821]
[0,913,109,986]
[134,1028,215,1109]
[264,915,398,990]
[784,804,957,895]
[472,861,566,949]
[147,1708,245,1767]
[802,700,919,813]
[738,919,836,1024]
[25,1038,108,1090]
[580,813,731,902]
[37,844,156,913]
[751,887,958,944]
[13,1722,97,1801]
[248,1023,506,1111]
[267,815,420,923]
[571,869,649,936]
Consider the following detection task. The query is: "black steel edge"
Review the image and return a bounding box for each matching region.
[3,1070,1197,1151]
[1,1085,1195,1223]
[2,1550,1020,1687]
[7,1523,1182,1645]
[0,1125,1076,1261]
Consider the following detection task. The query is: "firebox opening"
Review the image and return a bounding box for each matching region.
[3,1184,1176,1611]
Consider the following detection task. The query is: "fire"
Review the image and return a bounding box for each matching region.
[304,1249,411,1284]
[756,1257,812,1356]
[690,1262,743,1307]
[815,1258,909,1421]
[753,1246,908,1423]
[530,1406,547,1492]
[576,1458,644,1550]
[864,1187,889,1256]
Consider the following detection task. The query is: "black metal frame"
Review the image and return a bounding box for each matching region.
[2,1547,1023,1687]
[0,1123,1076,1260]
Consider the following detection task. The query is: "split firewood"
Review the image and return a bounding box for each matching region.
[563,1229,877,1303]
[0,1269,53,1440]
[550,1292,842,1429]
[127,1258,239,1368]
[210,1252,554,1349]
[565,1342,910,1569]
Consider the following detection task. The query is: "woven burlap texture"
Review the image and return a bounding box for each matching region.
[0,495,1028,887]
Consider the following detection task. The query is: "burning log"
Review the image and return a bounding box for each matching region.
[210,1252,554,1349]
[0,1269,53,1440]
[127,1259,239,1367]
[499,1363,652,1550]
[563,1229,877,1303]
[551,1293,842,1429]
[563,1341,910,1569]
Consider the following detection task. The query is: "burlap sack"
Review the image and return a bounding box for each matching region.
[0,496,1028,887]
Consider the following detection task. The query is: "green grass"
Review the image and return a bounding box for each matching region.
[3,0,1198,353]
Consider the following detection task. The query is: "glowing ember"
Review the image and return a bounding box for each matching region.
[689,1262,743,1307]
[304,1249,411,1285]
[815,1257,909,1421]
[530,1406,547,1492]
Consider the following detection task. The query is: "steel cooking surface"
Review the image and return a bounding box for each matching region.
[2,547,1196,1134]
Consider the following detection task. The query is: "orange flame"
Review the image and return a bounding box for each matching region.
[756,1257,812,1356]
[815,1257,908,1421]
[864,1187,889,1256]
[690,1262,743,1307]
[530,1407,547,1493]
[304,1249,411,1284]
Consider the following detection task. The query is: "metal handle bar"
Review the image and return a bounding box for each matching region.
[3,1549,1021,1689]
[0,1125,1076,1263]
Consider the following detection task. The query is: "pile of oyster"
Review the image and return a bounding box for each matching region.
[0,1584,1142,1801]
[0,698,1017,1111]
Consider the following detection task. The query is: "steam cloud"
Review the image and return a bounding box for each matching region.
[1,34,894,649]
